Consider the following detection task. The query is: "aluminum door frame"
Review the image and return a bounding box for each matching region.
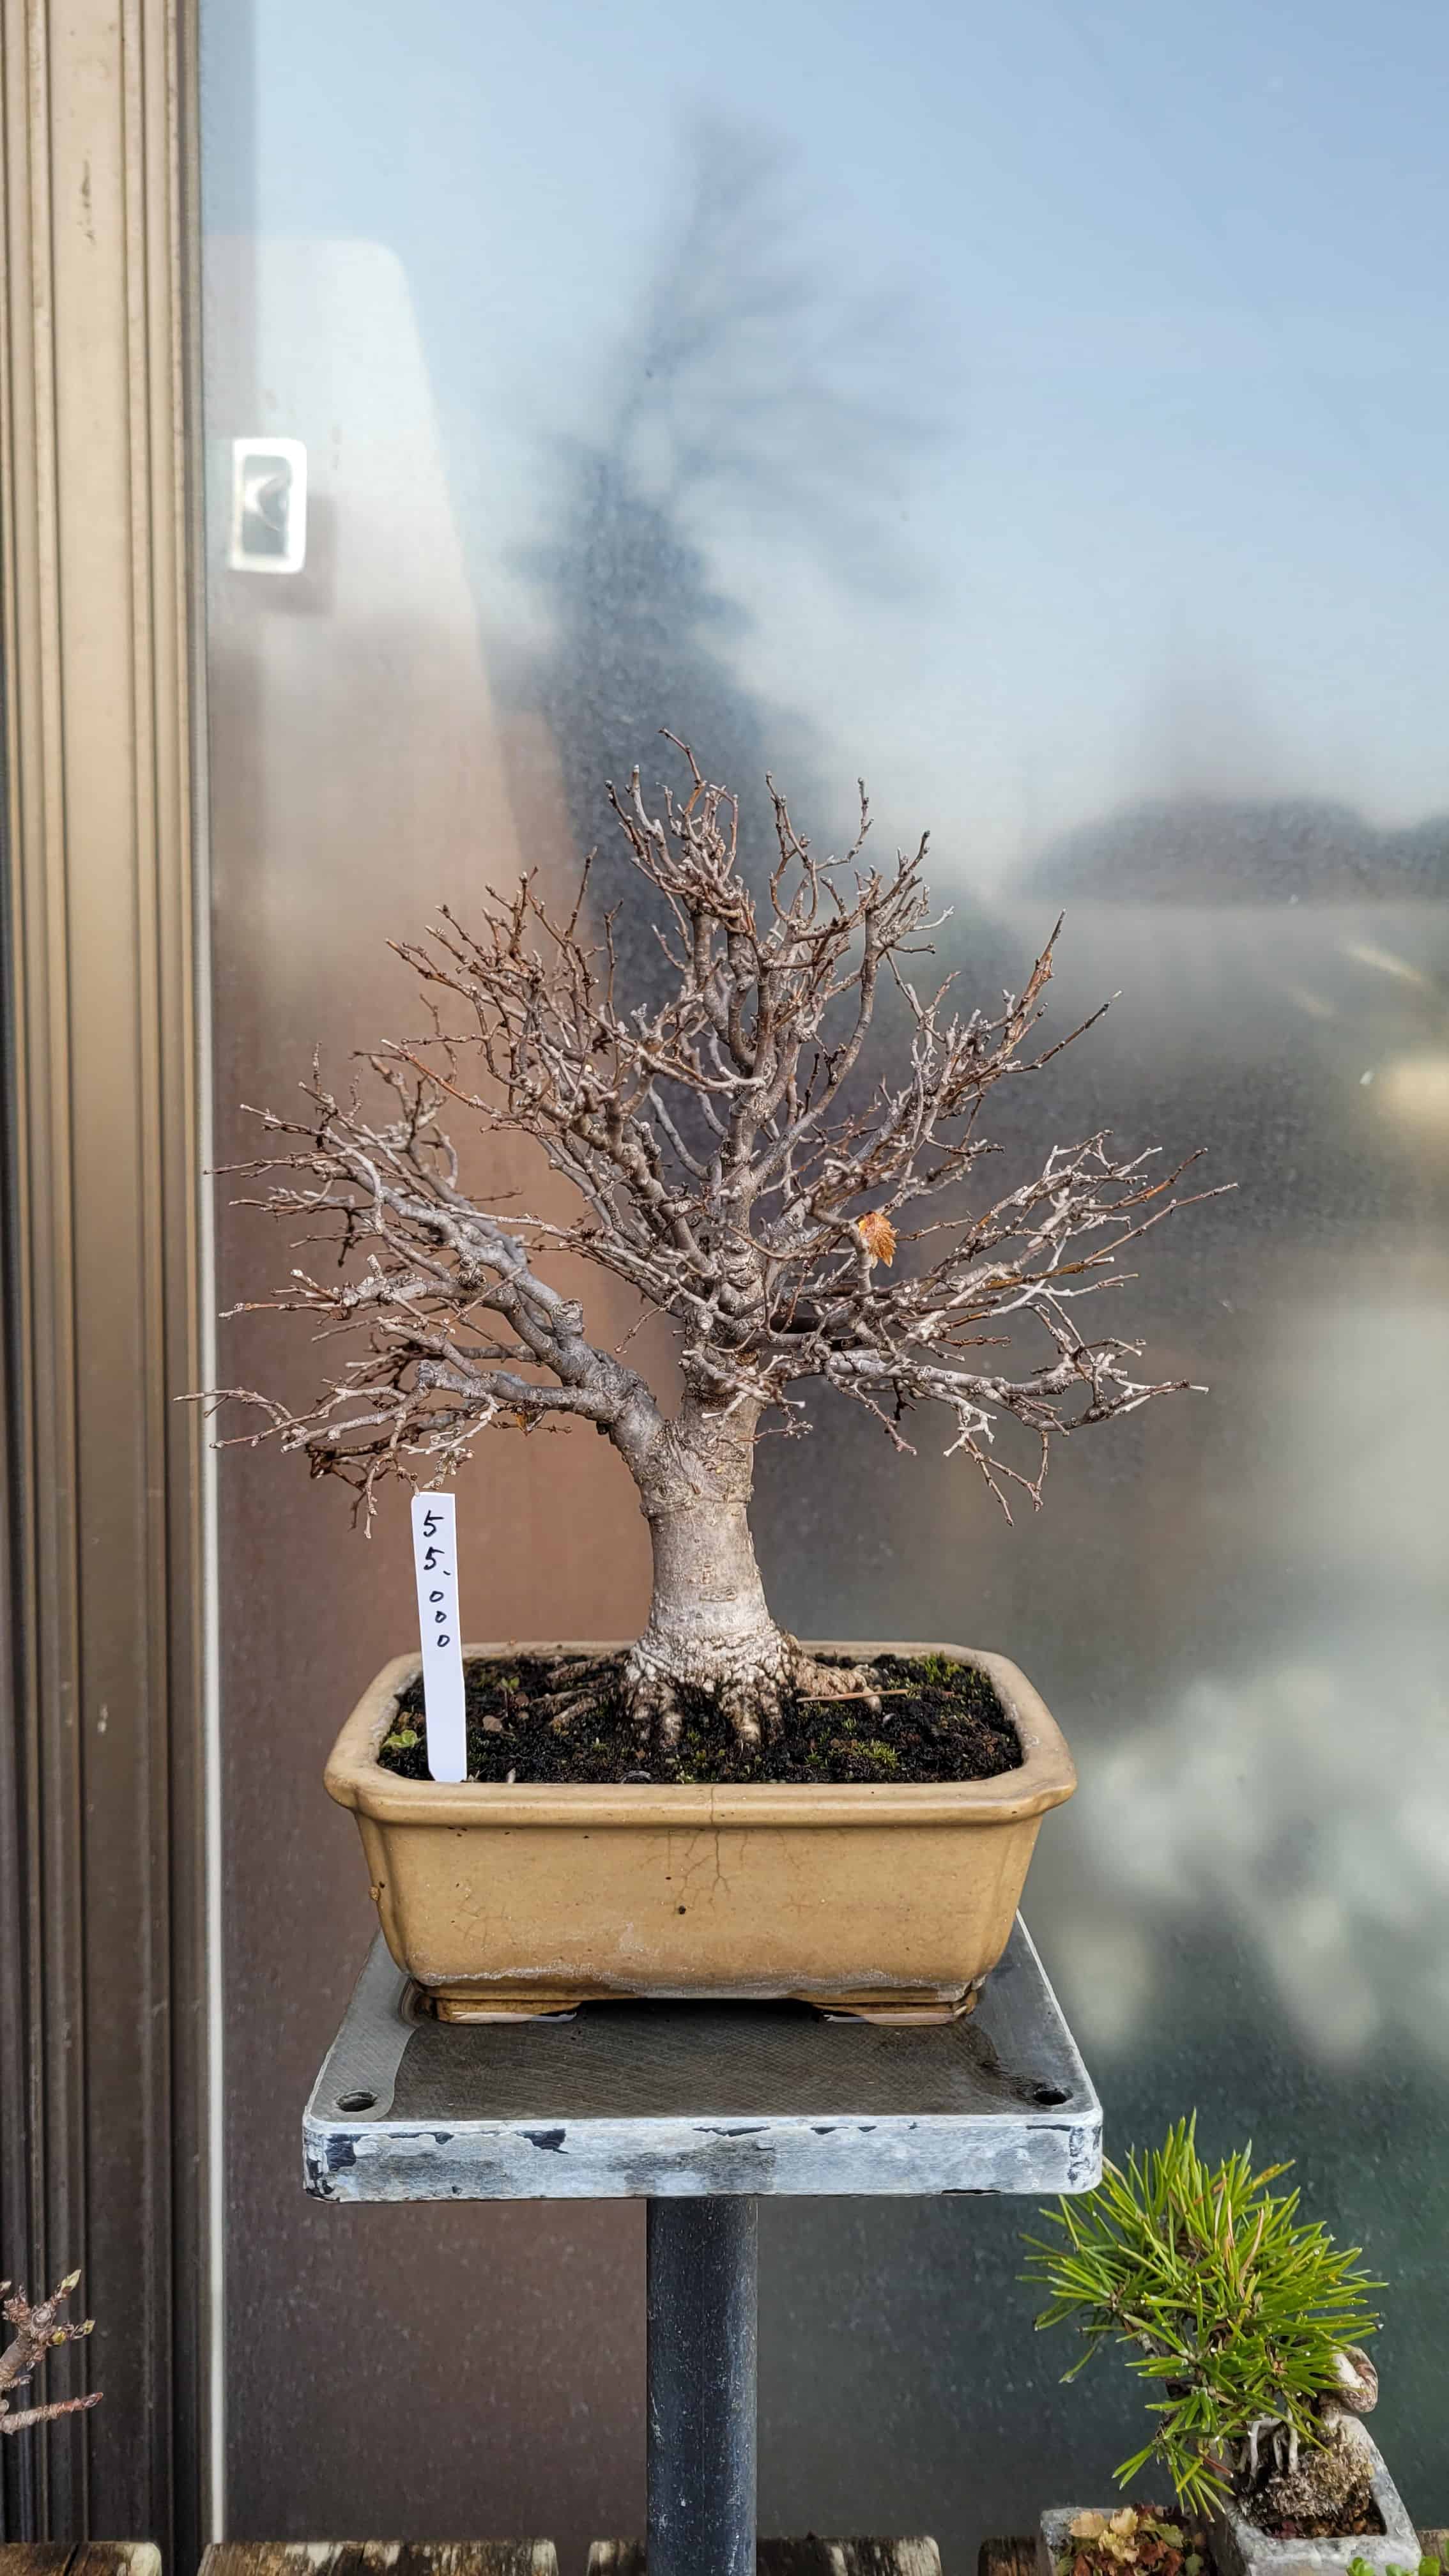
[0,0,215,2558]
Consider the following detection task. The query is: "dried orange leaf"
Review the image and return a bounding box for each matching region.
[856,1209,897,1266]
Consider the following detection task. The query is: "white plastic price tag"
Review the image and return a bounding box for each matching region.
[410,1491,466,1783]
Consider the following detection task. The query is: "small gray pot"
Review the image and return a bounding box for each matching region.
[1038,2511,1196,2576]
[1038,2435,1418,2576]
[1039,2510,1108,2576]
[1213,2432,1419,2576]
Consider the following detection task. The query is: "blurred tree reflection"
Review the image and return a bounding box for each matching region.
[517,119,935,971]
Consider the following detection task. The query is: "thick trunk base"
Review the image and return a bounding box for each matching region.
[546,1400,885,1755]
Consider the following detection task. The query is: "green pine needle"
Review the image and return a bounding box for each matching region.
[1022,2116,1382,2520]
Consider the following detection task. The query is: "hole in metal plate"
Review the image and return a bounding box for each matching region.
[337,2089,377,2113]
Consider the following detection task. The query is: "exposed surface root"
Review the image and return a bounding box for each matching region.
[788,1651,884,1713]
[526,1655,613,1738]
[618,1635,884,1758]
[539,1690,604,1734]
[629,1671,684,1755]
[719,1676,769,1751]
[531,1655,609,1694]
[534,1638,885,1756]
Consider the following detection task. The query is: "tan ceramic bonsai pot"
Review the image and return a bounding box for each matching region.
[325,1638,1075,2025]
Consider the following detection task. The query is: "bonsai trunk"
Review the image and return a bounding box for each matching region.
[632,1399,792,1703]
[543,1390,880,1753]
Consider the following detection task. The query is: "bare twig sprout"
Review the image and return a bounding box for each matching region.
[212,741,1224,1752]
[0,2269,100,2436]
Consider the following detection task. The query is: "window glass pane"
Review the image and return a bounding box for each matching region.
[201,3,1449,2557]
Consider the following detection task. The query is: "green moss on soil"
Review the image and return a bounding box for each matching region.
[376,1651,1021,1787]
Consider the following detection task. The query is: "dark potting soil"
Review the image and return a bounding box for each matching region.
[375,1650,1022,1787]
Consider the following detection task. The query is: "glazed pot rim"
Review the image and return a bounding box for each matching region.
[325,1637,1077,1828]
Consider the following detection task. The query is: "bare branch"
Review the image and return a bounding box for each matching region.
[210,739,1223,1521]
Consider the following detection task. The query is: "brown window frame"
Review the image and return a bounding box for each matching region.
[1,0,214,2558]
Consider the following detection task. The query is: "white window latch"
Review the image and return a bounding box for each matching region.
[228,436,307,573]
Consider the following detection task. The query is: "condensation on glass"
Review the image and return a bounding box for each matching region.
[200,3,1449,2563]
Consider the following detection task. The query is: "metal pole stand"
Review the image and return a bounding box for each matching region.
[647,2197,758,2576]
[304,1920,1102,2576]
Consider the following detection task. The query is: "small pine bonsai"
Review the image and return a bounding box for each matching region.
[1024,2117,1383,2529]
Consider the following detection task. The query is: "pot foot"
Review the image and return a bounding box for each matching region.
[795,1982,983,2026]
[427,1992,581,2023]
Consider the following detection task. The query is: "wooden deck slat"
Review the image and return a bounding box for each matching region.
[68,2553,162,2576]
[979,2542,1039,2576]
[0,2549,159,2576]
[10,2514,1437,2576]
[198,2546,556,2576]
[588,2543,942,2576]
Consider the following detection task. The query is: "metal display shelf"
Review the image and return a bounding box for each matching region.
[303,1919,1101,2576]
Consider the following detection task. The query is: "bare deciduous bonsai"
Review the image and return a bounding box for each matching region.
[1,2269,100,2436]
[215,741,1220,1756]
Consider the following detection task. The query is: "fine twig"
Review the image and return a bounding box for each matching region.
[0,2270,100,2436]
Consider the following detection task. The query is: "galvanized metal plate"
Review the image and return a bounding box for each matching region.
[302,1919,1101,2203]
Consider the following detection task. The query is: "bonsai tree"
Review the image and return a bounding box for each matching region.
[1,2267,100,2436]
[215,740,1218,1752]
[1024,2118,1383,2530]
